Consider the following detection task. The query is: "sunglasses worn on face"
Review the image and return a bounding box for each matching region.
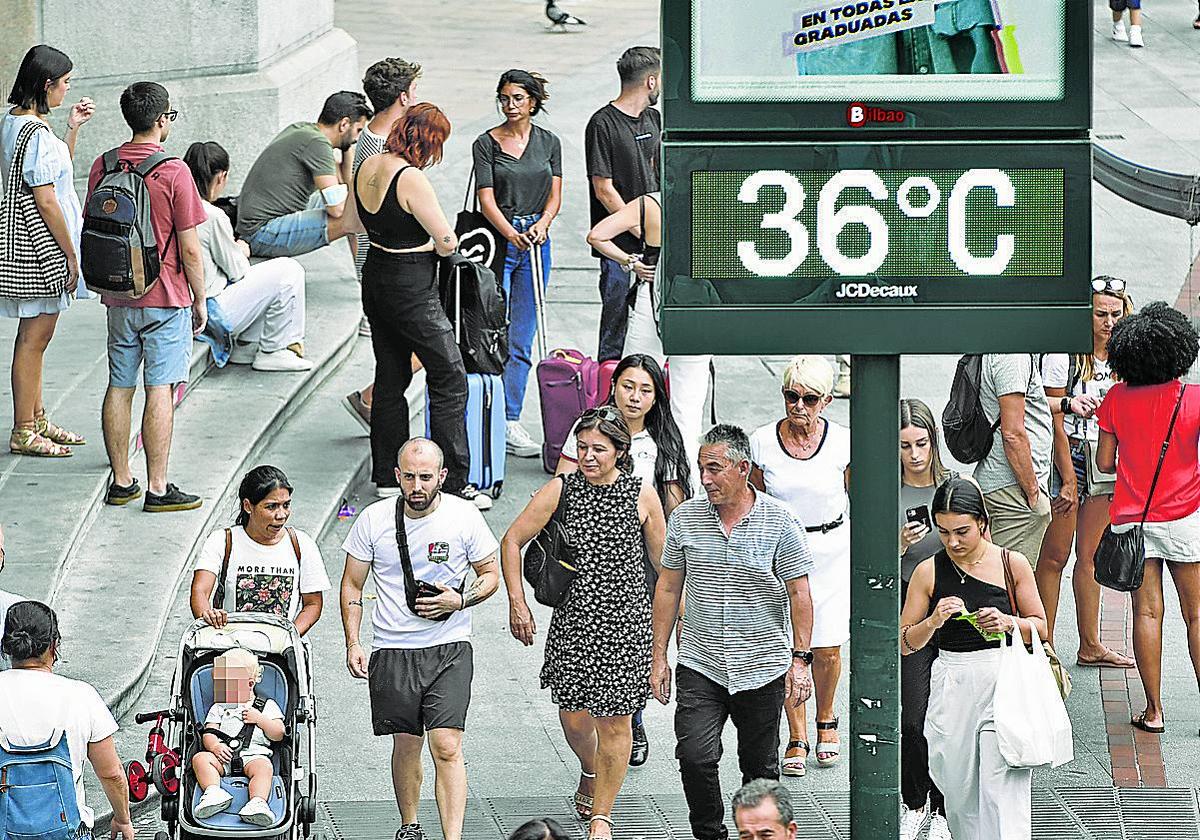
[1092,277,1125,293]
[783,389,822,407]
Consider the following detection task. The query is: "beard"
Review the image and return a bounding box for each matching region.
[648,88,660,107]
[403,486,441,511]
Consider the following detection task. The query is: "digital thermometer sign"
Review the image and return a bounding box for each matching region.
[659,140,1091,353]
[693,167,1063,281]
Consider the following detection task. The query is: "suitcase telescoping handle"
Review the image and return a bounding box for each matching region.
[530,240,548,361]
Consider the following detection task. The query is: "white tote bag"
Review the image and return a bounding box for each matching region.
[993,618,1074,768]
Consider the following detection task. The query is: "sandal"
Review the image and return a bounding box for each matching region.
[574,771,596,820]
[34,412,85,446]
[815,718,840,767]
[10,425,71,457]
[782,739,809,777]
[1076,647,1135,669]
[588,814,613,840]
[1131,712,1165,734]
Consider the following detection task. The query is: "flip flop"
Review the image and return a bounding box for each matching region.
[1131,713,1165,734]
[1076,648,1136,669]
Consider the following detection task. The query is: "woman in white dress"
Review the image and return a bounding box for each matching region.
[183,141,311,372]
[749,355,850,776]
[1,45,93,456]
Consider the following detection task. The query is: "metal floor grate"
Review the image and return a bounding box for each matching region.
[308,789,1200,840]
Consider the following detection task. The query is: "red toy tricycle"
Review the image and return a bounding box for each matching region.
[124,709,182,802]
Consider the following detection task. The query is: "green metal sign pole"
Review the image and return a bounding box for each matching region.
[848,354,901,838]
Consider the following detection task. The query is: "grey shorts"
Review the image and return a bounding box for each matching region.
[368,642,473,736]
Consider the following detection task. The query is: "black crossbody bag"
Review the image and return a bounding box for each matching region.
[395,497,463,622]
[1094,383,1186,592]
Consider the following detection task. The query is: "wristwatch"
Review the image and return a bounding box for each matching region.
[792,649,814,665]
[1061,396,1073,415]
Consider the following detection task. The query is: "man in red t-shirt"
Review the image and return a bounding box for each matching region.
[86,82,207,513]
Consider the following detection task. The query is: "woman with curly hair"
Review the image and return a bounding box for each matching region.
[1095,301,1200,734]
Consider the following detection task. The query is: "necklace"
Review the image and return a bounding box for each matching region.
[952,553,986,584]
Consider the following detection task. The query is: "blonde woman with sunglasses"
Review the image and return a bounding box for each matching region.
[749,355,850,776]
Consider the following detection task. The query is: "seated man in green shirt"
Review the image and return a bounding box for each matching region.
[236,91,372,257]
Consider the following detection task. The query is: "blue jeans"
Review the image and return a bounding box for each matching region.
[502,214,552,422]
[597,256,630,362]
[244,193,330,257]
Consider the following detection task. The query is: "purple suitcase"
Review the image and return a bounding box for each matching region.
[536,348,601,474]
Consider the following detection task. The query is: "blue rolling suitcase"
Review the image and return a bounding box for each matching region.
[427,373,506,498]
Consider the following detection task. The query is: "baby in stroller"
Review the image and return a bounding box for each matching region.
[191,647,284,826]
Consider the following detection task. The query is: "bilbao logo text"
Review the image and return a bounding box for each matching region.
[835,283,919,299]
[846,102,906,127]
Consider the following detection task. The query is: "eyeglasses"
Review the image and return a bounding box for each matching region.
[497,94,529,106]
[161,110,178,122]
[1092,277,1126,294]
[782,389,823,407]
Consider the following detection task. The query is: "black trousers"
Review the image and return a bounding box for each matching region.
[674,665,785,840]
[901,581,946,815]
[362,250,469,490]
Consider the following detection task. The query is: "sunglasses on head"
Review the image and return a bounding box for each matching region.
[782,389,823,407]
[580,405,622,422]
[1091,277,1126,294]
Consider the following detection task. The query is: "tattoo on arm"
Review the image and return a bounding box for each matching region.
[442,235,452,244]
[348,599,363,607]
[463,579,487,608]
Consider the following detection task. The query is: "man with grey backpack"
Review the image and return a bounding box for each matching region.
[83,81,207,513]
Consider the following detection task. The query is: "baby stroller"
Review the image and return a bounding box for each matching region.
[147,614,319,840]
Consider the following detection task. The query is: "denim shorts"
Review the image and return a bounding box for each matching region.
[106,305,191,388]
[244,209,329,258]
[1050,439,1090,499]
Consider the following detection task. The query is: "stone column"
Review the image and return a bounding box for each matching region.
[6,0,358,190]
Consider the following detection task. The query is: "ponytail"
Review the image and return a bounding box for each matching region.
[183,140,231,201]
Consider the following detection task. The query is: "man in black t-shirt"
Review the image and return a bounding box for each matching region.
[584,46,662,362]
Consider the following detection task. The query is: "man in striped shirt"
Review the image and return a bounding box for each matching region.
[651,424,814,840]
[342,57,422,430]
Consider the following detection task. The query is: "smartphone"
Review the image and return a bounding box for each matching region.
[905,505,931,531]
[415,580,442,600]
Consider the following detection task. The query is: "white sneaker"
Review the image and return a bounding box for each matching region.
[506,421,540,458]
[456,484,494,511]
[194,786,233,819]
[252,348,315,372]
[1129,24,1144,47]
[1112,20,1128,41]
[900,807,928,840]
[238,797,275,827]
[228,341,257,365]
[927,813,953,840]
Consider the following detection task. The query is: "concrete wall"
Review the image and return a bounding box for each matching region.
[4,0,356,192]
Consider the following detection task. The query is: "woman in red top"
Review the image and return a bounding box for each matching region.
[1095,301,1200,734]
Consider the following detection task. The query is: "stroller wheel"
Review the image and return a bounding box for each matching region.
[125,760,149,803]
[152,752,181,797]
[161,795,178,823]
[154,833,169,840]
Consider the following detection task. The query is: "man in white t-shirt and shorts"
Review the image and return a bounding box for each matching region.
[340,437,500,840]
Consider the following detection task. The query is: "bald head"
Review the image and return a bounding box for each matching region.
[396,438,447,512]
[399,437,444,470]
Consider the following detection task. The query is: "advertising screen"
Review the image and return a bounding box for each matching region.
[662,0,1090,133]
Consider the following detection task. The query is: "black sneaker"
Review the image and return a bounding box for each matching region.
[630,720,650,766]
[143,483,203,513]
[105,477,142,506]
[395,824,426,840]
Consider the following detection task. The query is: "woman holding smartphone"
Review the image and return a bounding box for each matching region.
[897,399,951,840]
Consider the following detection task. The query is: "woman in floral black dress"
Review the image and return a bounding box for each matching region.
[502,407,666,840]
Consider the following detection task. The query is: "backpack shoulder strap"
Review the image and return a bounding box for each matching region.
[212,528,232,611]
[101,148,122,174]
[134,151,176,178]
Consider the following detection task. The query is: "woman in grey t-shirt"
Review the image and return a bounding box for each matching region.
[472,70,563,459]
[897,399,950,840]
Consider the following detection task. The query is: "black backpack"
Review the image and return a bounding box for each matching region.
[80,149,177,299]
[943,355,1037,463]
[439,253,509,375]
